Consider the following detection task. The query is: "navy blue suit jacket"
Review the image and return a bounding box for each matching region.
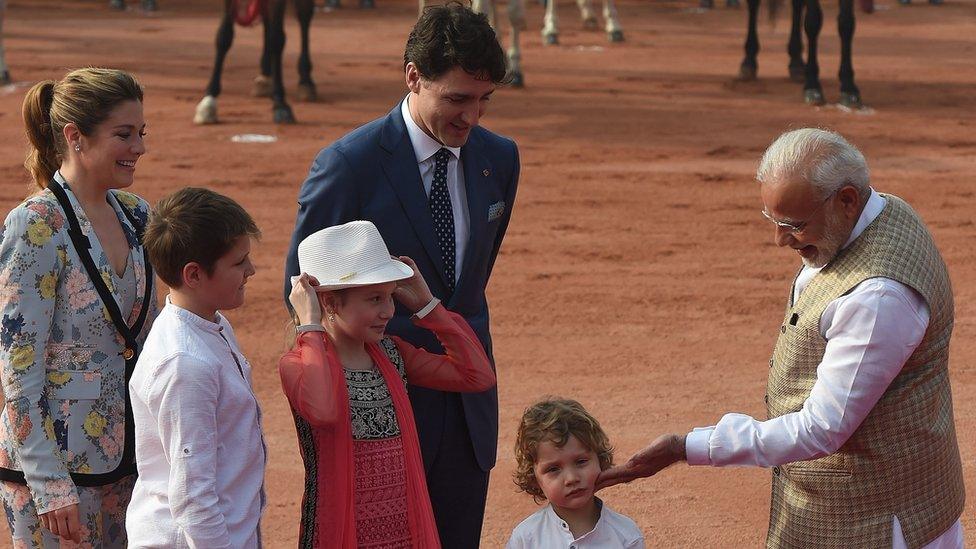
[284,102,519,471]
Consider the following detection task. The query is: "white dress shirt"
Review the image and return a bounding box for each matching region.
[401,95,470,281]
[127,300,267,548]
[685,190,963,548]
[506,499,645,549]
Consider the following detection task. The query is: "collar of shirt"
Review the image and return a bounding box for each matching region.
[164,295,228,335]
[400,94,461,164]
[544,497,606,542]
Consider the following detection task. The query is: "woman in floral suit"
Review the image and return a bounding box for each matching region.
[0,68,157,548]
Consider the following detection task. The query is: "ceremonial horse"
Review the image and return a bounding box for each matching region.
[194,0,317,124]
[739,0,862,108]
[0,0,8,86]
[542,0,624,44]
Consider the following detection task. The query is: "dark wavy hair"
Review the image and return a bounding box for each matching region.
[513,398,614,503]
[404,1,508,83]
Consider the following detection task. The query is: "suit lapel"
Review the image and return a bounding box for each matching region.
[455,133,491,297]
[378,106,452,290]
[57,178,125,313]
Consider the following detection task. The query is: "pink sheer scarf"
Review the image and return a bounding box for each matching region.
[315,338,441,548]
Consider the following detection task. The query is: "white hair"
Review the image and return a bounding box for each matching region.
[756,128,870,199]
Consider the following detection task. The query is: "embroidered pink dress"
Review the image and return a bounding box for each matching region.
[279,305,495,549]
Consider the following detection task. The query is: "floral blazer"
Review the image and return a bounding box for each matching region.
[0,175,157,514]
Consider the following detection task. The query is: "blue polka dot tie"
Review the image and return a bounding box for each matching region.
[429,148,456,290]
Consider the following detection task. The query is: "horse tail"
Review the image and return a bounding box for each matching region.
[234,0,264,26]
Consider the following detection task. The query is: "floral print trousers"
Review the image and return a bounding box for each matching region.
[0,475,134,548]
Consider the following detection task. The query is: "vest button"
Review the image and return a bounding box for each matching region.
[768,358,774,368]
[764,394,769,404]
[773,466,781,476]
[781,325,787,333]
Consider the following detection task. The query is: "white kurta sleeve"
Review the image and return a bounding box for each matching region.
[686,278,929,467]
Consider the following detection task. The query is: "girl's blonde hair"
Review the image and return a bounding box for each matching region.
[23,67,143,190]
[513,397,614,503]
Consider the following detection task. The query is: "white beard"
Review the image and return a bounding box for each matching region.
[802,214,851,269]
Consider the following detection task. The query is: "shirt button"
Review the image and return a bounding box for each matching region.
[773,466,781,476]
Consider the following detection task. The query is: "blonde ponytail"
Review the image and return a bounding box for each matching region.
[23,80,59,191]
[21,68,144,192]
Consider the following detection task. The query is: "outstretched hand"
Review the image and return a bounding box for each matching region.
[595,434,687,491]
[392,256,435,313]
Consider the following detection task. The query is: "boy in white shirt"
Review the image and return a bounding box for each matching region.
[126,187,266,548]
[507,398,645,549]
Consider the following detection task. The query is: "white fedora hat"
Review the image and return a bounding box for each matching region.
[296,221,413,290]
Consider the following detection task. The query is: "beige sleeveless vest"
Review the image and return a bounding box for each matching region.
[765,195,965,549]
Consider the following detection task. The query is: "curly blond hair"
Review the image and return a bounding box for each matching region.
[513,398,614,503]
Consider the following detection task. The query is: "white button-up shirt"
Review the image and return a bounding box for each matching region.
[685,189,963,548]
[506,499,645,548]
[127,300,267,548]
[401,95,470,282]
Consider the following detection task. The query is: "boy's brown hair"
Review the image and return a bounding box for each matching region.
[513,398,614,503]
[144,187,260,288]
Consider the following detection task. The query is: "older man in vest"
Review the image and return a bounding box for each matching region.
[598,128,966,548]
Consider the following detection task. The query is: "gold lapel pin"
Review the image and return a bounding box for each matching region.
[483,169,490,177]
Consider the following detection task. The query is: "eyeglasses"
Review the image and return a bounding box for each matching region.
[761,190,836,235]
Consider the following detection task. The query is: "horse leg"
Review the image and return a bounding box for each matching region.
[507,0,526,87]
[837,0,862,107]
[295,0,317,102]
[195,0,235,124]
[0,0,9,85]
[266,0,295,123]
[472,0,496,28]
[802,0,825,105]
[738,0,760,80]
[253,10,274,98]
[603,0,623,42]
[576,0,598,29]
[542,0,559,45]
[787,0,805,82]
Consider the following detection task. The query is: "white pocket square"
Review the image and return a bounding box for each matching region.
[488,201,506,221]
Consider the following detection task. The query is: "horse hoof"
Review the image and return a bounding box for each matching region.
[608,30,625,43]
[142,0,157,10]
[509,71,525,88]
[788,63,805,83]
[274,105,296,124]
[109,0,125,9]
[700,0,715,8]
[359,0,375,7]
[252,75,272,98]
[839,92,864,109]
[297,83,318,102]
[193,96,218,125]
[738,63,757,81]
[582,17,598,30]
[804,88,826,106]
[543,33,558,46]
[726,0,741,7]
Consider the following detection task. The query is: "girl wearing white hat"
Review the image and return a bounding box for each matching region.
[279,220,496,548]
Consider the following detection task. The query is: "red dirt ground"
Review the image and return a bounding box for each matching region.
[0,0,973,546]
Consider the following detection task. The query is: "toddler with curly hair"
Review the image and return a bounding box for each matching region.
[507,398,645,548]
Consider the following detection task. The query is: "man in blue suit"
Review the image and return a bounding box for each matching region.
[284,3,519,547]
